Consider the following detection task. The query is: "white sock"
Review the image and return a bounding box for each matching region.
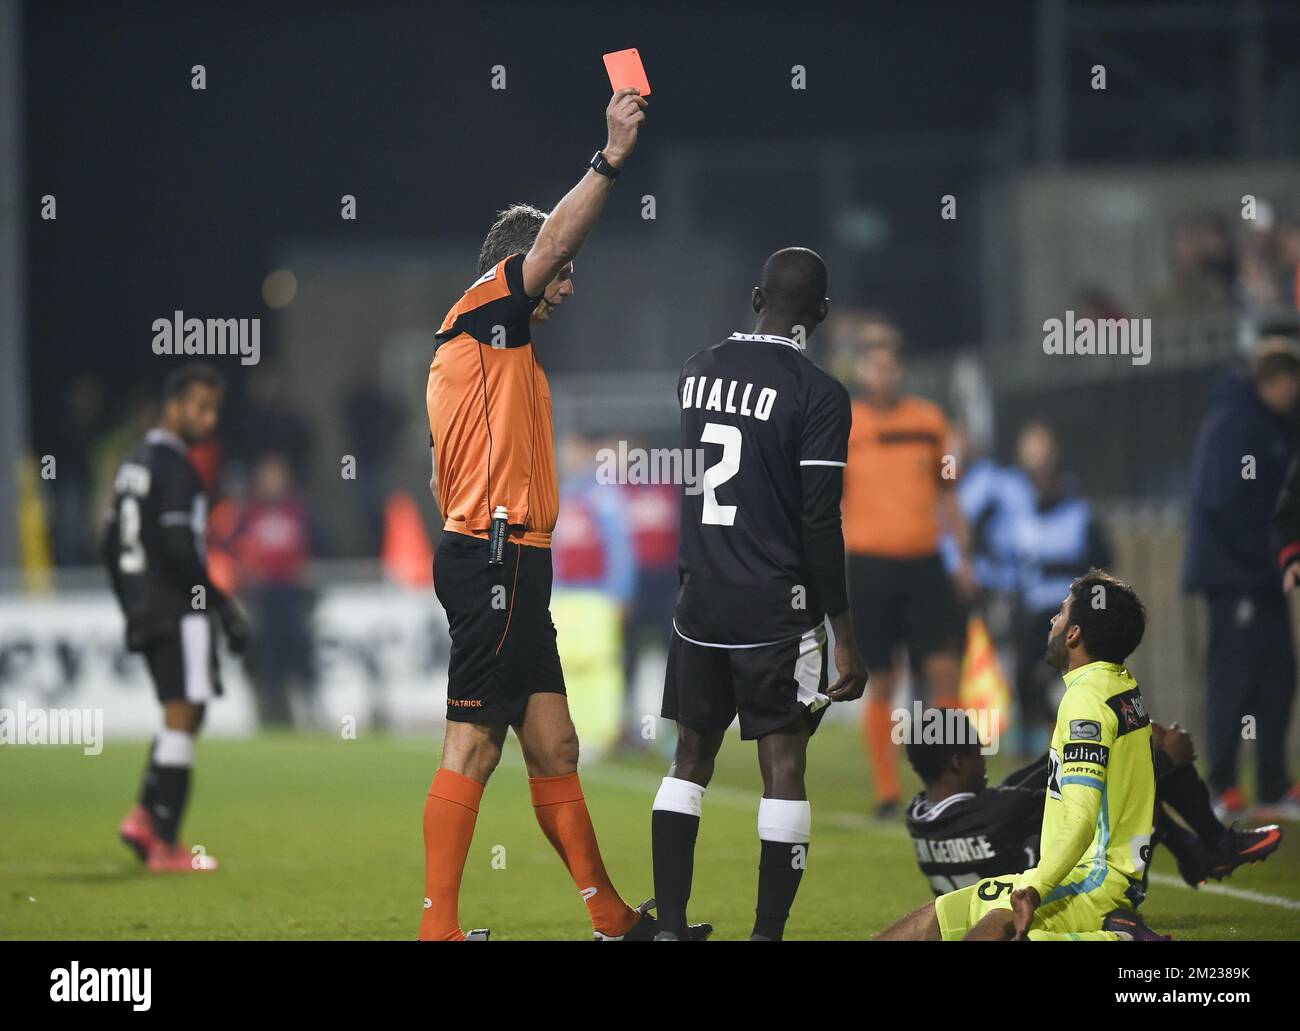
[653,776,705,817]
[757,797,811,843]
[153,728,194,768]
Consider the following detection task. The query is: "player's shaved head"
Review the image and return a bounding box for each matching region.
[752,248,829,336]
[759,248,827,312]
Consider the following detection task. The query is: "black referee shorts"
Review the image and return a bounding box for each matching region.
[847,552,964,671]
[140,613,223,704]
[662,624,830,740]
[433,530,566,726]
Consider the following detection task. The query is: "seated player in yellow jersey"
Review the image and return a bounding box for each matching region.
[878,569,1171,941]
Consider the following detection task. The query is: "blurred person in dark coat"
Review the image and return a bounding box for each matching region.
[1184,339,1300,822]
[1274,453,1300,595]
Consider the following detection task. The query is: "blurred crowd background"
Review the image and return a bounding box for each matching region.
[2,1,1300,787]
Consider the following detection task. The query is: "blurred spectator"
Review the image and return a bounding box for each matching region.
[939,424,1022,695]
[618,443,680,749]
[343,365,405,555]
[1004,422,1111,756]
[1184,339,1300,821]
[206,464,249,599]
[1239,204,1300,321]
[550,433,636,756]
[841,315,974,819]
[49,376,106,564]
[1151,215,1236,318]
[1073,285,1130,323]
[943,423,1021,601]
[231,453,319,728]
[552,433,637,604]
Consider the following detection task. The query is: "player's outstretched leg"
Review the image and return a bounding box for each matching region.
[964,909,1016,940]
[516,693,642,939]
[420,721,504,941]
[1155,733,1284,884]
[874,901,941,941]
[652,724,724,939]
[752,717,813,941]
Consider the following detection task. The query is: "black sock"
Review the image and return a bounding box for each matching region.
[1159,764,1227,847]
[149,765,192,844]
[753,839,806,941]
[1154,805,1203,864]
[138,738,160,811]
[652,809,699,938]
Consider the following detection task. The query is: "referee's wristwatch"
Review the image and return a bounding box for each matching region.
[589,150,621,179]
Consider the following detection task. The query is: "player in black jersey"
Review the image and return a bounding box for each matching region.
[904,712,1282,897]
[102,364,248,873]
[650,248,868,941]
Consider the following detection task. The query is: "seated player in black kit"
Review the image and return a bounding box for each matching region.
[103,365,249,873]
[905,712,1282,896]
[650,247,869,941]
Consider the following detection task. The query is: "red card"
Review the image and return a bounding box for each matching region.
[603,48,651,97]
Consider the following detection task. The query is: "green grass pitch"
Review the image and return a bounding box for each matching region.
[2,723,1297,940]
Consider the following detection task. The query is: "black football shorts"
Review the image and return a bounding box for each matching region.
[141,613,223,704]
[662,623,829,740]
[434,530,566,726]
[847,552,964,671]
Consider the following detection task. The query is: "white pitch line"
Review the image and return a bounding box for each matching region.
[588,761,1300,914]
[1146,872,1300,912]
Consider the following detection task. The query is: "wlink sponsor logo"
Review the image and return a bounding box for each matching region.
[0,701,103,755]
[889,701,1000,756]
[50,962,151,1011]
[1042,310,1151,366]
[1062,741,1110,767]
[151,310,261,365]
[595,441,707,495]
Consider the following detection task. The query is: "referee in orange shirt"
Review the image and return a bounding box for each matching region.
[420,89,691,940]
[842,317,976,819]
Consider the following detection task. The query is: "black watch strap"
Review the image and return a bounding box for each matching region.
[589,150,621,179]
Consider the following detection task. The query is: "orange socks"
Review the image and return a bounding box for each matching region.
[419,768,484,941]
[865,700,900,804]
[529,772,637,937]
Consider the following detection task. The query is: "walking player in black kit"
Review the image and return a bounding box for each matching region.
[103,365,248,873]
[650,248,869,940]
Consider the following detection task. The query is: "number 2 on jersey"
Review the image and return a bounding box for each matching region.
[699,422,740,526]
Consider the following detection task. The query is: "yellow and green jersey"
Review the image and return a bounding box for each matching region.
[1017,661,1156,906]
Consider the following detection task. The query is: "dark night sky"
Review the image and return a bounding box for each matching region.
[23,1,1043,435]
[24,0,1278,442]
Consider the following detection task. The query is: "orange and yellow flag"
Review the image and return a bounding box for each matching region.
[958,615,1011,739]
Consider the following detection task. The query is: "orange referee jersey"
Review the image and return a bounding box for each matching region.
[427,253,558,548]
[842,394,952,557]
